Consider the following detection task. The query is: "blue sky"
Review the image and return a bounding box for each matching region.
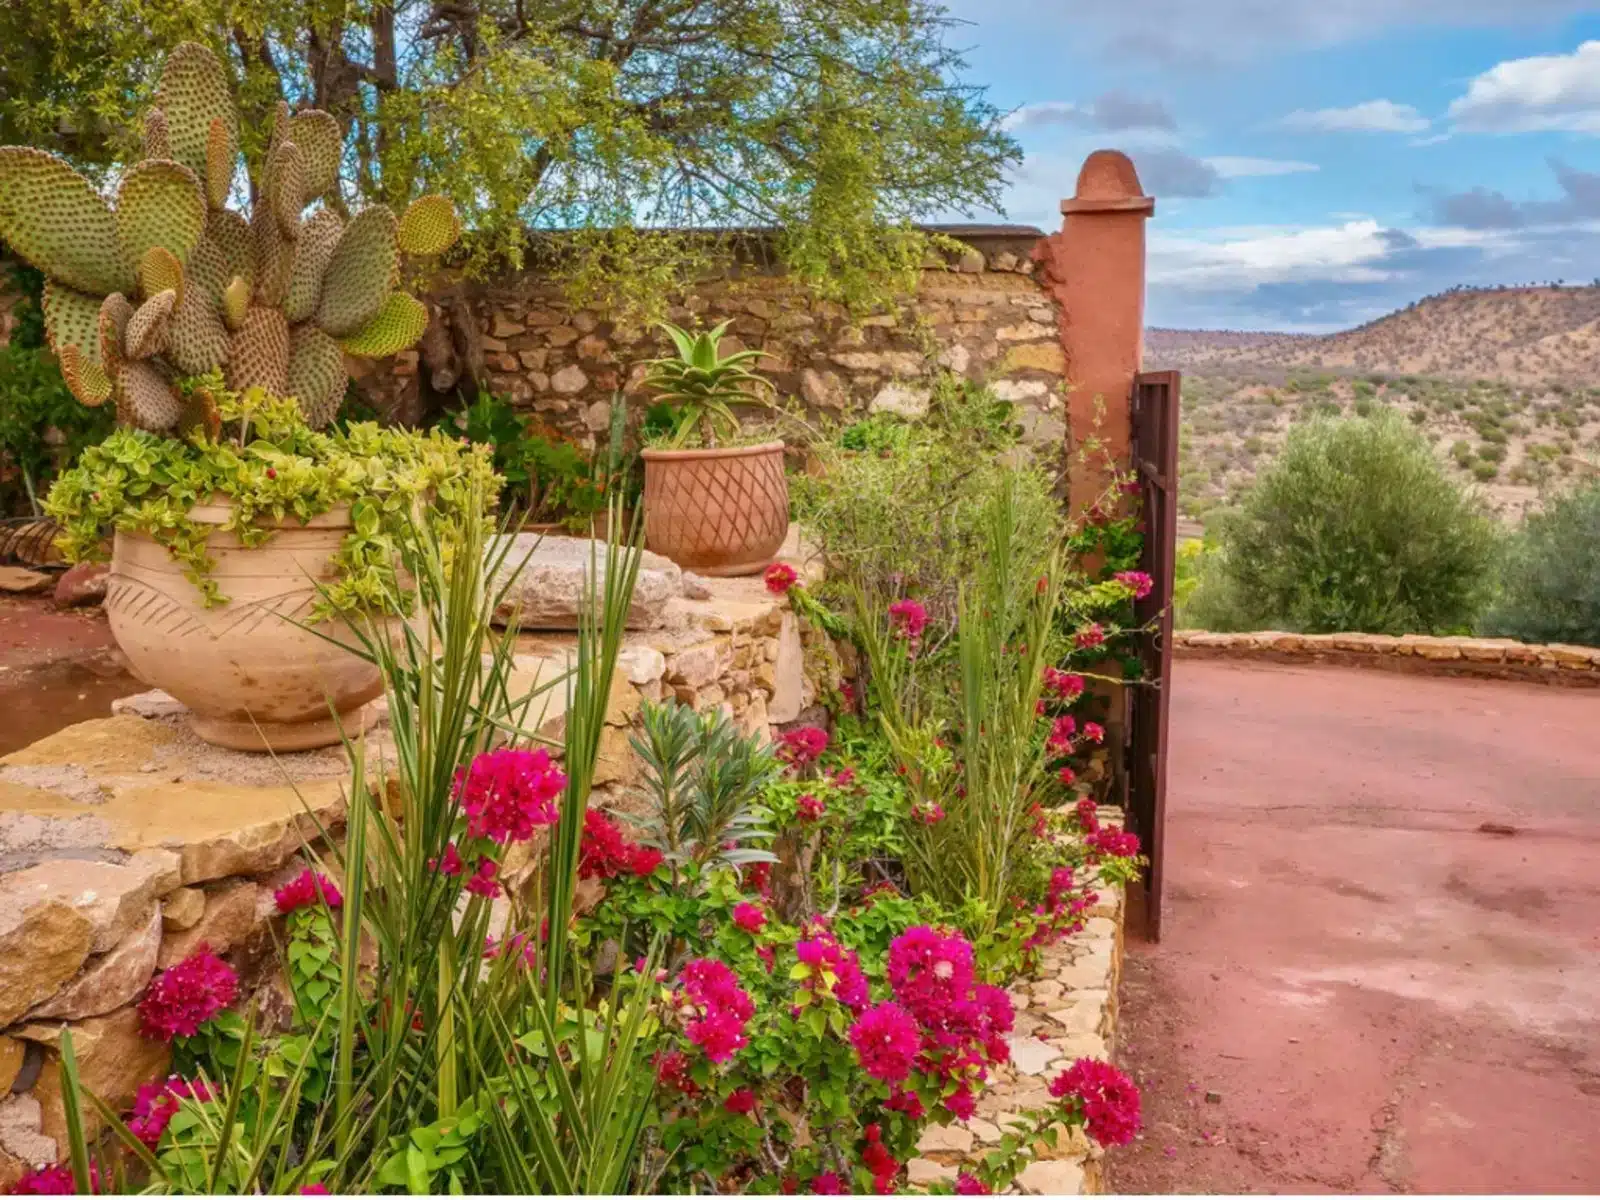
[941,1,1600,330]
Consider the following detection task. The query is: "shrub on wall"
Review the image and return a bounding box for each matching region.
[1188,413,1498,635]
[1481,479,1600,648]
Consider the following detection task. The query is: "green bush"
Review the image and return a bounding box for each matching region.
[1481,480,1600,647]
[1187,413,1498,634]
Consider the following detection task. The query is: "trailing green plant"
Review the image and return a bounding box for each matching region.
[44,385,498,609]
[1481,478,1600,647]
[0,40,457,434]
[442,388,608,528]
[640,320,774,449]
[630,698,783,876]
[1189,412,1499,635]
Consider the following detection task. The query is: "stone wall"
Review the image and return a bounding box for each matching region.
[355,227,1070,458]
[1175,630,1600,687]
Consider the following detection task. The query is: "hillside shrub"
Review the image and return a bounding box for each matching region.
[1481,480,1600,647]
[1187,413,1498,635]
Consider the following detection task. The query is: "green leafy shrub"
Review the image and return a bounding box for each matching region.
[1187,413,1498,634]
[441,389,610,528]
[1481,479,1600,647]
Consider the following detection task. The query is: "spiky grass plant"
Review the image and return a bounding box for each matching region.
[56,499,662,1194]
[0,42,458,433]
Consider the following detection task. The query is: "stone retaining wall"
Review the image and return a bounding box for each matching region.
[906,823,1128,1196]
[354,227,1070,458]
[1175,630,1600,687]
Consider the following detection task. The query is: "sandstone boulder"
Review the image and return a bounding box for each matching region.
[52,563,108,608]
[489,536,682,631]
[28,906,162,1020]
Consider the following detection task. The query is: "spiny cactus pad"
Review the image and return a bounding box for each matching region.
[265,140,306,238]
[225,305,290,395]
[60,345,113,407]
[221,276,251,330]
[316,205,399,337]
[156,42,238,189]
[117,360,184,432]
[340,292,429,359]
[287,324,347,428]
[287,111,341,199]
[285,209,344,323]
[42,282,105,367]
[138,246,185,308]
[99,293,133,371]
[166,288,230,375]
[116,160,206,271]
[250,201,294,308]
[144,109,171,160]
[126,289,177,360]
[0,149,135,296]
[206,209,253,288]
[204,117,234,210]
[397,195,461,257]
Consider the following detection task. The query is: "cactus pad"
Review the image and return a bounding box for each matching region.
[397,195,460,257]
[221,275,251,330]
[205,117,234,210]
[126,289,177,360]
[316,205,398,336]
[287,110,342,198]
[206,208,253,288]
[284,208,344,323]
[99,293,133,371]
[265,140,305,237]
[156,42,238,188]
[116,360,184,432]
[0,148,135,296]
[116,159,206,271]
[42,282,104,365]
[144,108,171,160]
[138,246,185,307]
[225,305,290,395]
[166,287,230,375]
[250,201,294,307]
[60,344,113,407]
[287,324,347,428]
[340,292,429,358]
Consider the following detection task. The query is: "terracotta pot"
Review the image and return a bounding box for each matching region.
[640,441,789,576]
[105,502,404,752]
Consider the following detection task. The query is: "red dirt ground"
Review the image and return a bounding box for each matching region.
[0,593,137,756]
[1113,658,1600,1195]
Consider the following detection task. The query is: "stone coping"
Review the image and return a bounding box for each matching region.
[906,821,1129,1196]
[1174,629,1600,687]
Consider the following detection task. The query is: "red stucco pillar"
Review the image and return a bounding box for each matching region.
[1034,151,1154,516]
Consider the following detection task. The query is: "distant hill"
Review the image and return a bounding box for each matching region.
[1143,286,1600,526]
[1147,285,1600,386]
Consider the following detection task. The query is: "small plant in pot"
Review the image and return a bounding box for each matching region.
[0,41,494,751]
[638,320,789,576]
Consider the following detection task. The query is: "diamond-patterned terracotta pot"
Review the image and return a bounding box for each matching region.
[641,441,789,576]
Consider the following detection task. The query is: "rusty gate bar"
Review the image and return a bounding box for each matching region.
[1127,369,1180,940]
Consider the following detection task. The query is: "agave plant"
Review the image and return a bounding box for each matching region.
[641,319,774,449]
[0,42,459,435]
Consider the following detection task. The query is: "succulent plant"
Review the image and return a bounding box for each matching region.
[0,42,458,434]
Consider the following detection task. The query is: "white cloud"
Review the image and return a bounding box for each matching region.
[1000,102,1085,132]
[1204,156,1320,178]
[1447,40,1600,133]
[1149,219,1398,289]
[1277,100,1430,133]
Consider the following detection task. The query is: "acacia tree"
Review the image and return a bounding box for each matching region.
[4,0,1016,315]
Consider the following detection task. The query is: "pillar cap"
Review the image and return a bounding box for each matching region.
[1060,149,1154,216]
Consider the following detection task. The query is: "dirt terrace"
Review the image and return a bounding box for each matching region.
[1114,658,1600,1194]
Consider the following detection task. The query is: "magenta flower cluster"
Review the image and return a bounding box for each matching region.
[128,1076,213,1148]
[794,925,870,1012]
[455,747,567,844]
[677,958,755,1063]
[138,949,239,1041]
[1049,1057,1143,1146]
[776,726,829,770]
[273,868,342,915]
[1114,570,1154,600]
[888,598,928,641]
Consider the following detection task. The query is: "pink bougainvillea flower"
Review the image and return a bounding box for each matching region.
[887,925,975,1022]
[629,845,665,876]
[579,809,662,879]
[756,943,775,973]
[829,766,857,789]
[1114,570,1154,600]
[1042,666,1085,699]
[849,1002,921,1083]
[888,598,929,641]
[811,1173,846,1195]
[678,958,755,1064]
[298,1186,331,1196]
[777,726,829,770]
[1057,765,1077,786]
[1047,714,1077,753]
[764,561,799,594]
[1075,798,1100,833]
[1082,721,1105,744]
[127,1076,213,1148]
[1075,623,1106,650]
[1050,1057,1142,1146]
[455,747,567,844]
[886,1087,925,1119]
[139,949,239,1041]
[1088,828,1141,859]
[9,1163,98,1195]
[273,868,342,914]
[795,793,827,822]
[653,1049,699,1095]
[733,901,767,933]
[723,1087,759,1116]
[429,842,464,876]
[912,800,945,825]
[862,1123,900,1192]
[956,1172,992,1194]
[944,1083,977,1119]
[465,856,502,898]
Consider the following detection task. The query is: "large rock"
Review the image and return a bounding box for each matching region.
[0,896,93,1027]
[29,906,162,1020]
[489,536,682,631]
[18,1005,171,1146]
[53,562,108,608]
[157,880,267,967]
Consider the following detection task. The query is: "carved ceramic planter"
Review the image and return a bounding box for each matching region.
[105,502,400,752]
[640,441,788,576]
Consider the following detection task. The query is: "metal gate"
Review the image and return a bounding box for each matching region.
[1126,370,1180,940]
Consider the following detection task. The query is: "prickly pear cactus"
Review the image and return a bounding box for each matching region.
[0,42,460,434]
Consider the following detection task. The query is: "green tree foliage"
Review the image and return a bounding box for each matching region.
[1481,480,1600,647]
[2,0,1017,313]
[1190,413,1499,635]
